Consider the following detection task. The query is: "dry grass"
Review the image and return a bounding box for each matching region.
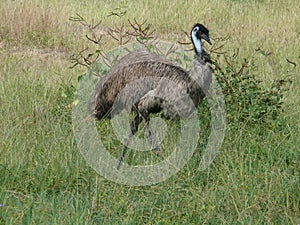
[0,2,63,46]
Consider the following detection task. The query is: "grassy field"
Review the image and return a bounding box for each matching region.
[0,0,299,224]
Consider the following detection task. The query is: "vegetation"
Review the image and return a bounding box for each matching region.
[0,0,299,224]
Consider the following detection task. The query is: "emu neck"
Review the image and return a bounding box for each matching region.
[191,33,203,57]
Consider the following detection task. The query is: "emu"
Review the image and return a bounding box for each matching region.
[89,23,212,169]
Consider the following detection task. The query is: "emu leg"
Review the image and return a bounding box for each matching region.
[145,119,162,157]
[116,114,142,170]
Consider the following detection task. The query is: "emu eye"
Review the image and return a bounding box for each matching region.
[193,27,199,33]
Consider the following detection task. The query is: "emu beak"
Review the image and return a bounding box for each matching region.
[201,34,212,45]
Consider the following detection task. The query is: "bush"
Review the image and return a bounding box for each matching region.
[212,55,289,125]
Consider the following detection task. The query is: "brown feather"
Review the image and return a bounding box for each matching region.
[89,49,212,120]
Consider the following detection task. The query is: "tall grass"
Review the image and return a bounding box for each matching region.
[0,0,299,224]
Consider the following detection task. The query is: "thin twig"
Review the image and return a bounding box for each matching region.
[286,58,296,68]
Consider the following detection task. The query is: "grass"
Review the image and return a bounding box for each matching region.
[0,0,299,224]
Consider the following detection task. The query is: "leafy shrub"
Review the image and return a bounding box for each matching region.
[212,56,289,125]
[215,59,287,123]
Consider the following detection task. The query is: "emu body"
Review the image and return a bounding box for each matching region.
[89,23,212,169]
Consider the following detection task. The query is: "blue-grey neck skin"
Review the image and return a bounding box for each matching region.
[191,31,202,57]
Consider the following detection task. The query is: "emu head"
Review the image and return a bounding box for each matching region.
[191,23,212,56]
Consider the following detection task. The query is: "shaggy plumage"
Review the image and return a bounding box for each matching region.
[89,23,212,169]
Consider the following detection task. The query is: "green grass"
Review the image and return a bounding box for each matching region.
[0,0,299,224]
